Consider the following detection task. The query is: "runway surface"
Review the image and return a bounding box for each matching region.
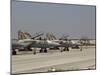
[12,46,96,74]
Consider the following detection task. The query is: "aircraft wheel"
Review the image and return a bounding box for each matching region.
[63,48,66,51]
[60,50,63,52]
[33,51,36,55]
[67,47,69,51]
[29,49,32,51]
[40,49,43,53]
[12,50,16,55]
[44,49,47,53]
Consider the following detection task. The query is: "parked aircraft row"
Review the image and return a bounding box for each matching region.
[12,31,81,55]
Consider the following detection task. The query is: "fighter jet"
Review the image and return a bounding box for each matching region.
[46,32,81,52]
[12,31,60,55]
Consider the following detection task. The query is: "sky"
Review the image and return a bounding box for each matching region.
[11,0,96,39]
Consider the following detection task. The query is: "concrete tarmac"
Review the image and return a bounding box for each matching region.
[12,46,96,74]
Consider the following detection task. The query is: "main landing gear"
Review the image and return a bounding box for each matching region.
[63,47,69,51]
[39,48,48,53]
[60,47,69,52]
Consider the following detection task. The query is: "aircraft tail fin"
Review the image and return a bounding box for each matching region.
[46,32,57,40]
[18,30,32,40]
[18,30,44,40]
